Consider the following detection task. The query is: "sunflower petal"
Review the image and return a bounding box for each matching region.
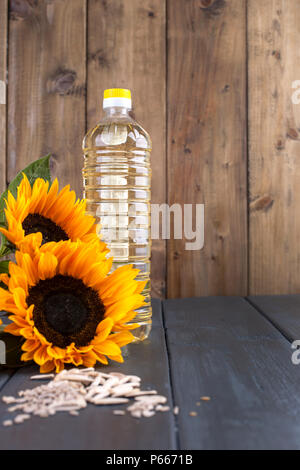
[107,354,124,363]
[47,346,66,360]
[38,252,58,280]
[40,360,56,373]
[93,339,121,356]
[111,330,134,347]
[0,273,9,286]
[82,351,97,368]
[4,322,21,336]
[12,287,27,311]
[33,346,49,365]
[93,317,114,342]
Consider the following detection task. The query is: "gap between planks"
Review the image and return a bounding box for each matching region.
[244,297,294,344]
[161,299,180,450]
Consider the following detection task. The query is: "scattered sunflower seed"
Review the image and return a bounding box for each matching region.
[2,396,16,404]
[200,396,211,401]
[14,414,30,424]
[1,368,169,425]
[2,420,13,426]
[92,397,129,405]
[156,405,170,412]
[189,411,198,417]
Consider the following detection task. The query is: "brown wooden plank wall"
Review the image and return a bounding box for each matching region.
[167,0,247,297]
[0,0,7,194]
[248,0,300,294]
[1,0,300,297]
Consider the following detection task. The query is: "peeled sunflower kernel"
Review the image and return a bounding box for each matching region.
[1,368,169,425]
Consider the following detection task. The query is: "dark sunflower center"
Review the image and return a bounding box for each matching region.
[44,293,88,335]
[27,275,105,348]
[22,213,69,244]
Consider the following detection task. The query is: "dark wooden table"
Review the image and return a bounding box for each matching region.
[1,296,300,450]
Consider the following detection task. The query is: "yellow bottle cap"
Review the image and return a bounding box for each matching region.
[103,88,132,109]
[104,88,131,99]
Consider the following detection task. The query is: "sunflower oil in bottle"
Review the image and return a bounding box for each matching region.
[82,88,152,341]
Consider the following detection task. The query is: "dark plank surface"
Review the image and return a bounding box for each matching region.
[0,300,176,450]
[2,296,300,450]
[163,297,300,450]
[248,295,300,342]
[0,370,15,392]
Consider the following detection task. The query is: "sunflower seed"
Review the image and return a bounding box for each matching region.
[3,420,13,426]
[135,395,167,404]
[52,405,83,412]
[98,372,113,379]
[173,406,179,415]
[14,414,30,424]
[132,410,142,418]
[89,390,111,401]
[102,377,120,389]
[88,375,105,388]
[55,374,93,384]
[118,376,131,384]
[92,397,129,405]
[111,384,134,397]
[110,372,126,379]
[8,405,25,412]
[144,410,156,417]
[113,410,126,416]
[125,390,157,397]
[1,368,168,424]
[126,375,141,383]
[2,396,16,404]
[156,405,170,412]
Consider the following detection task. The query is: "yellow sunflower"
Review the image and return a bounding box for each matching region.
[0,239,145,372]
[0,174,107,253]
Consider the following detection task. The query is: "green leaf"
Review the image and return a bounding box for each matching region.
[0,154,52,255]
[0,260,9,274]
[0,326,27,368]
[0,240,12,257]
[0,154,52,226]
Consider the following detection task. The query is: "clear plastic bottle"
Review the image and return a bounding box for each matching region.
[82,88,152,341]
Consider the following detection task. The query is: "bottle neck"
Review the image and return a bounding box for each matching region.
[103,106,130,117]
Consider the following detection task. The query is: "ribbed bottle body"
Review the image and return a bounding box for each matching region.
[82,113,152,340]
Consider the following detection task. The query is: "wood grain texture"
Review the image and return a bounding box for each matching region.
[248,295,300,342]
[248,0,300,294]
[0,301,177,451]
[8,0,86,196]
[167,0,247,297]
[163,296,300,450]
[0,0,7,193]
[87,0,166,298]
